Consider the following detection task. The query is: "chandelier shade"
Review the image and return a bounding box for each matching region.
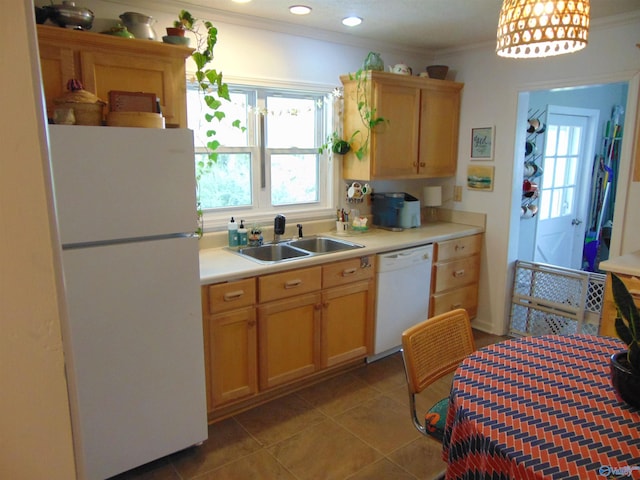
[496,0,590,58]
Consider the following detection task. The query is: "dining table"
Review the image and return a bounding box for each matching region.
[442,334,640,480]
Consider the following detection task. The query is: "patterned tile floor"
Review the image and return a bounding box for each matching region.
[110,330,507,480]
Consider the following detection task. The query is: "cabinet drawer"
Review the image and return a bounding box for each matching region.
[206,278,256,315]
[435,234,482,262]
[433,255,480,293]
[259,266,322,303]
[323,257,374,288]
[431,284,478,318]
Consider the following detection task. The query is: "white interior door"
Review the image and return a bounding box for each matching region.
[534,107,598,269]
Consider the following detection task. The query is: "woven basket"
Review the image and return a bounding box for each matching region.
[53,88,105,125]
[55,102,104,126]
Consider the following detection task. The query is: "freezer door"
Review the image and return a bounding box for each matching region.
[48,125,198,245]
[60,237,207,479]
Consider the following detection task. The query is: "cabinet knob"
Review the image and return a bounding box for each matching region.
[419,162,426,167]
[453,269,466,278]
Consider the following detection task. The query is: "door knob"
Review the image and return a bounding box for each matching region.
[571,218,583,226]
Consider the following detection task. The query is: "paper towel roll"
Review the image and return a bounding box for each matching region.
[423,186,442,207]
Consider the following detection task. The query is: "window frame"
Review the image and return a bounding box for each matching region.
[188,79,339,231]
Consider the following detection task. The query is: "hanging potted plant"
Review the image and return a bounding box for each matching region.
[319,131,358,156]
[609,273,640,409]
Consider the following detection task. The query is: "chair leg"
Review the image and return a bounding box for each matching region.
[408,392,427,436]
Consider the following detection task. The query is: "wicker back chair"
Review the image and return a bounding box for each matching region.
[401,308,476,440]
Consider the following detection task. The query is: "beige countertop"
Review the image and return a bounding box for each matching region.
[199,221,483,285]
[599,250,640,276]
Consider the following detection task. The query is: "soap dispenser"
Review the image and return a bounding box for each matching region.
[238,220,248,247]
[227,217,238,247]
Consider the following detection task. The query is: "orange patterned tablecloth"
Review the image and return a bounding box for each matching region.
[442,335,640,480]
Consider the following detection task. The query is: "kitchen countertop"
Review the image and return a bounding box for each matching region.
[199,221,483,285]
[598,250,640,276]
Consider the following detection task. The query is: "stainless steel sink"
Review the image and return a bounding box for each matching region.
[237,244,310,263]
[235,236,364,264]
[287,236,364,254]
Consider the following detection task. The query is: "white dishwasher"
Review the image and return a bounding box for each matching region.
[369,244,433,362]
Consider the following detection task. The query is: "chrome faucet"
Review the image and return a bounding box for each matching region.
[273,214,286,243]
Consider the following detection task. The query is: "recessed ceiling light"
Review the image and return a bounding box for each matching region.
[342,16,362,27]
[289,5,312,15]
[232,0,252,3]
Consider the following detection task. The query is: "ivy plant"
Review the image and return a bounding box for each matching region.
[178,10,244,235]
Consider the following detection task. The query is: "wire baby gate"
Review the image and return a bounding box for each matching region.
[510,260,606,337]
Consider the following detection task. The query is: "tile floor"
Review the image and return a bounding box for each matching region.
[110,330,507,480]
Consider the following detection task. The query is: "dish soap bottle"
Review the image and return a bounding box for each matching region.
[227,217,239,247]
[238,220,248,247]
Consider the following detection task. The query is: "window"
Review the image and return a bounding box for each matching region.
[187,83,334,230]
[538,123,581,221]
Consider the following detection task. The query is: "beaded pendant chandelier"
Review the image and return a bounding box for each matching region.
[496,0,590,58]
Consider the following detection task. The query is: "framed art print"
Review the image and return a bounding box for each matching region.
[471,126,495,160]
[467,165,495,191]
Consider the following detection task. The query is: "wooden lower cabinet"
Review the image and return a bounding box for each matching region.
[207,307,257,408]
[258,292,322,389]
[202,278,257,412]
[431,234,483,319]
[202,256,375,421]
[321,280,373,368]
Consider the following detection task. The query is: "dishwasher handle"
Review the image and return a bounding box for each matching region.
[377,246,433,272]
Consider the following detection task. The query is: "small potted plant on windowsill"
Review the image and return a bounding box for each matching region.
[610,273,640,409]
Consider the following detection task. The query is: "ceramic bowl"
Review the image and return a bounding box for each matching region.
[162,35,190,46]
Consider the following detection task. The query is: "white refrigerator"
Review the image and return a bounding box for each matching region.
[48,125,207,480]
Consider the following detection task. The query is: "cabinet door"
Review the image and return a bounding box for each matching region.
[258,292,321,389]
[371,81,421,178]
[321,280,374,368]
[206,307,258,409]
[419,84,462,177]
[81,50,185,127]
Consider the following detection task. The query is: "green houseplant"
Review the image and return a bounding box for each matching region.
[346,68,387,160]
[175,10,243,235]
[610,272,640,409]
[319,131,357,156]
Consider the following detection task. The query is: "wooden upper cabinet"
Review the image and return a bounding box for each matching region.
[340,71,463,180]
[36,25,192,127]
[419,83,462,177]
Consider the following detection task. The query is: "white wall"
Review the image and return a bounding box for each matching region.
[434,14,640,334]
[1,1,76,478]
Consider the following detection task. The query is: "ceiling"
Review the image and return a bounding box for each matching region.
[174,0,640,53]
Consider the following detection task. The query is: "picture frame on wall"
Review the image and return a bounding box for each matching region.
[471,126,495,160]
[467,165,495,191]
